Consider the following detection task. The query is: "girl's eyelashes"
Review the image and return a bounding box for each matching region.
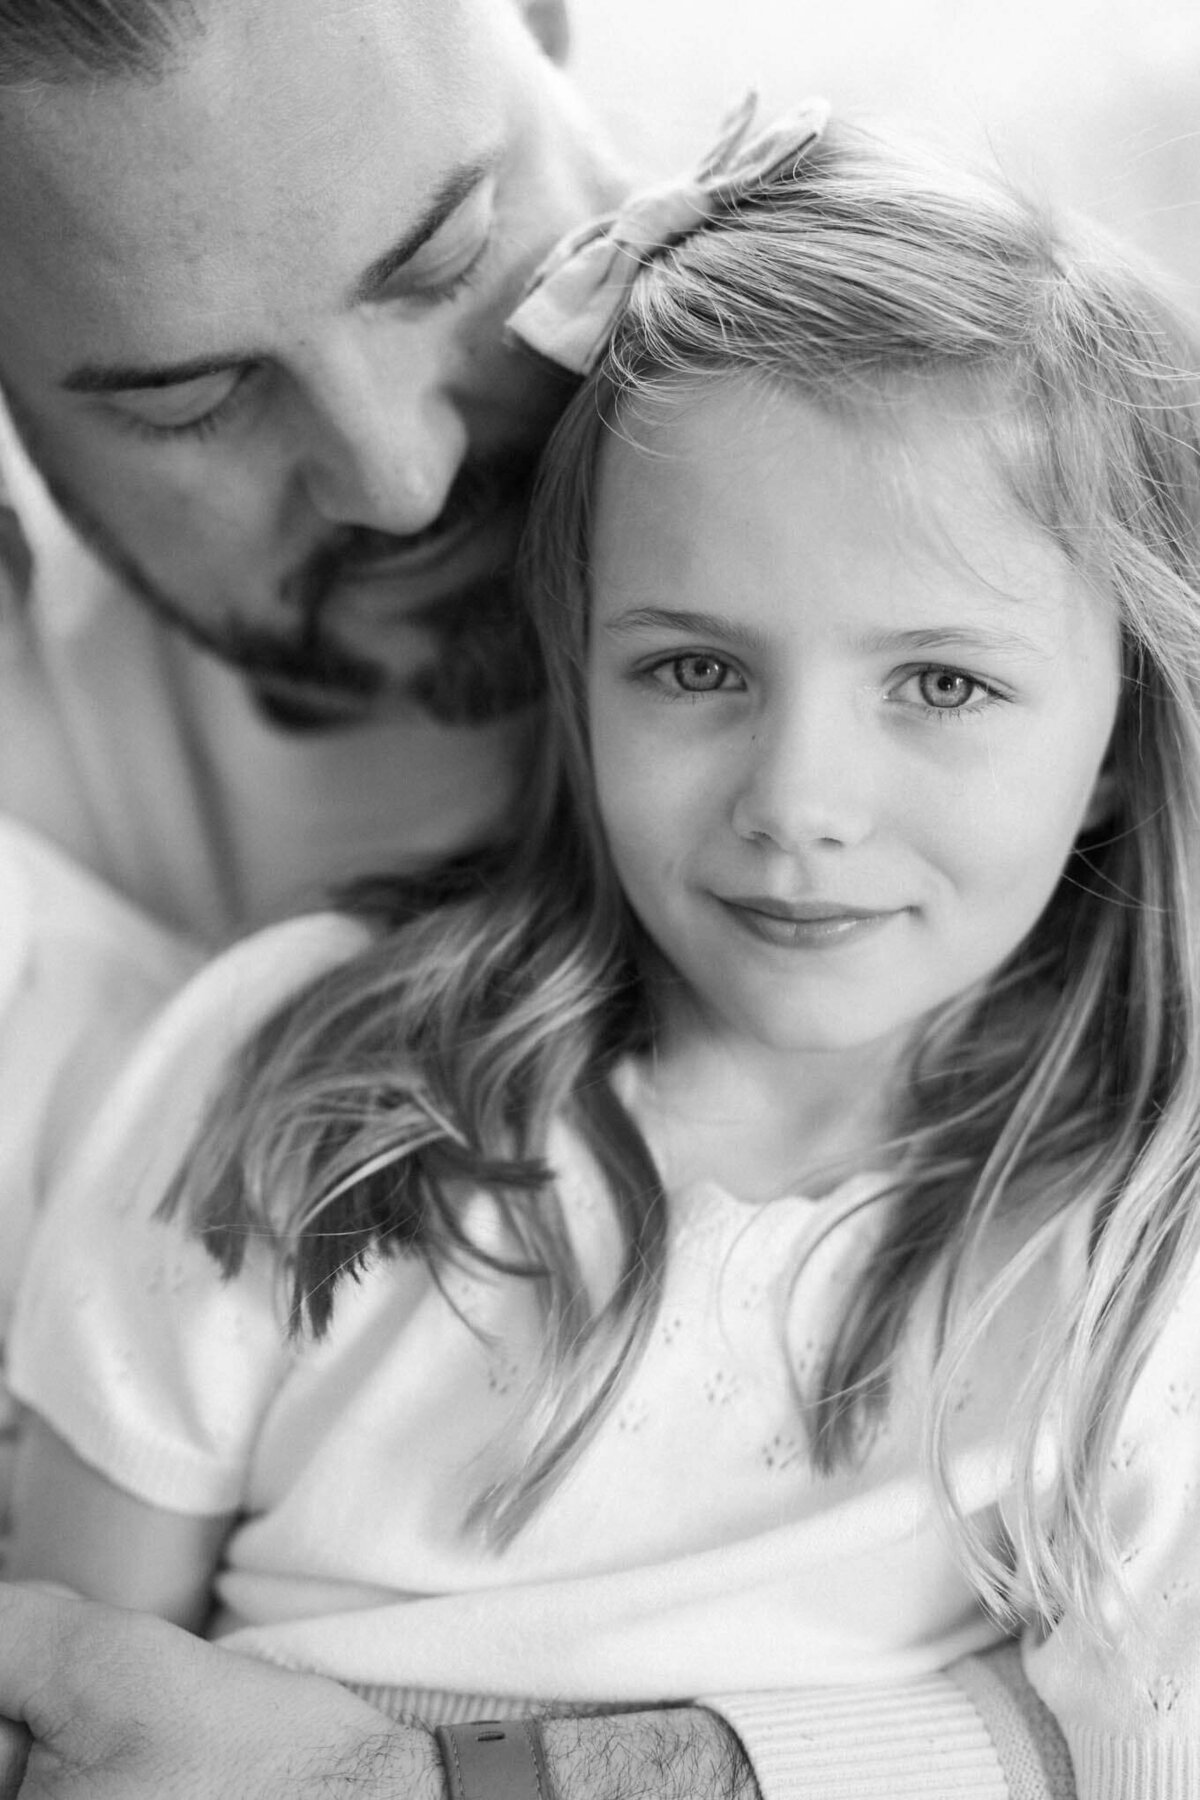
[891,664,1008,720]
[644,651,747,696]
[633,654,1007,717]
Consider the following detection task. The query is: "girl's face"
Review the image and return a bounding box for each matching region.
[586,378,1122,1068]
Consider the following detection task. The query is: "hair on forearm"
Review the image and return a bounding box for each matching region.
[542,1708,759,1800]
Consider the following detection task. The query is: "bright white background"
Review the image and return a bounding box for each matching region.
[568,0,1200,290]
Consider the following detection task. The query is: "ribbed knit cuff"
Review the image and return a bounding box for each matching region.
[946,1644,1075,1799]
[703,1676,1010,1799]
[1070,1732,1200,1797]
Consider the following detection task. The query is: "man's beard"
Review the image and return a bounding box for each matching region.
[5,392,543,731]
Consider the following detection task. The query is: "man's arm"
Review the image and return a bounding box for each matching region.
[0,1586,1074,1799]
[0,1587,757,1800]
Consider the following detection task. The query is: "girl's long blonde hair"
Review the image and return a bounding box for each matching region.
[175,119,1200,1628]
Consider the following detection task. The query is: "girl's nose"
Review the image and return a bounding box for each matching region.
[730,706,876,852]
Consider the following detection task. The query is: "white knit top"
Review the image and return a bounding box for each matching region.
[9,914,1200,1799]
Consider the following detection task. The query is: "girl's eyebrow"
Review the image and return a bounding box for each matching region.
[853,624,1052,660]
[601,606,770,651]
[601,609,1049,660]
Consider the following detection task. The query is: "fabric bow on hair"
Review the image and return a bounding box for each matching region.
[507,92,831,376]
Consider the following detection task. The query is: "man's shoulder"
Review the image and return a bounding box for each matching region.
[21,909,377,1234]
[135,909,374,1073]
[0,818,199,1002]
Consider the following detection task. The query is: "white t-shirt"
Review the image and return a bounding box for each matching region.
[0,816,197,1547]
[0,403,530,945]
[10,914,1200,1799]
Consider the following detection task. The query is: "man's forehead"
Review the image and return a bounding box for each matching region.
[0,0,507,355]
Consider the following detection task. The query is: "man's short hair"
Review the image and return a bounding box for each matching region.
[0,0,202,85]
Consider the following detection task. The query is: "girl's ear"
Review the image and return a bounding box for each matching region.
[518,0,570,62]
[1082,765,1119,833]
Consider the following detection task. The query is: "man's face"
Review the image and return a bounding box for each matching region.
[0,0,617,724]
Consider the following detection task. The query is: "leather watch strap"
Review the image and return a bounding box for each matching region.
[435,1719,554,1800]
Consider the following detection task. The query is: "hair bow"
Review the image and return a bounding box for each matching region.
[507,92,830,376]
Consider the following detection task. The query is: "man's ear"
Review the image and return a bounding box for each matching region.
[518,0,570,63]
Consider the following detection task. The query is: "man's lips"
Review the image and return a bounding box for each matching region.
[715,895,907,948]
[330,468,531,587]
[335,511,482,584]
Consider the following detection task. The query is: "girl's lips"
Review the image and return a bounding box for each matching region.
[715,896,905,949]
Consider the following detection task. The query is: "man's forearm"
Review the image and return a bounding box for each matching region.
[336,1709,758,1800]
[0,1587,761,1800]
[0,1589,1069,1800]
[546,1711,757,1800]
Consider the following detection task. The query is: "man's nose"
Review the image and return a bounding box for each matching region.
[293,336,469,537]
[731,693,877,852]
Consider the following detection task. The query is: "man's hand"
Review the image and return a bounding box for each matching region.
[0,1586,760,1800]
[0,1586,443,1800]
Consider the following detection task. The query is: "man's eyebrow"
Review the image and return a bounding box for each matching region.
[350,152,501,305]
[60,153,503,396]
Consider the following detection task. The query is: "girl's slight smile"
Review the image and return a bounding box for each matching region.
[588,378,1122,1099]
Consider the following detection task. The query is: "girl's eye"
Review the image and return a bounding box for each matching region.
[898,666,998,716]
[919,669,978,709]
[652,653,742,695]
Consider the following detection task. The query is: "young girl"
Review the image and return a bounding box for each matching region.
[8,103,1200,1797]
